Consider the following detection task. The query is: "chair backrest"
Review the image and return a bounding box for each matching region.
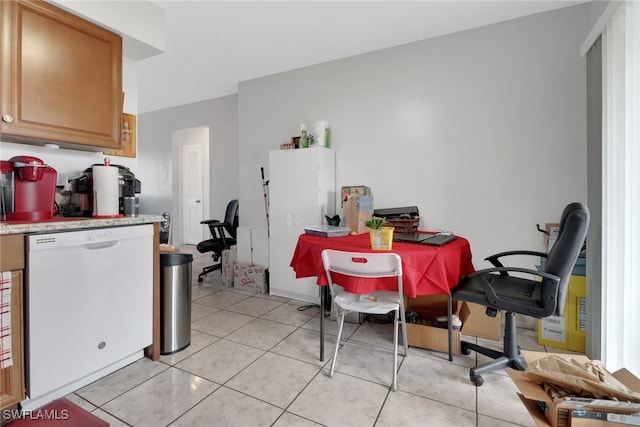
[223,199,239,239]
[544,202,590,316]
[321,249,403,299]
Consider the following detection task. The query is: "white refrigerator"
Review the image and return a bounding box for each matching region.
[268,147,336,303]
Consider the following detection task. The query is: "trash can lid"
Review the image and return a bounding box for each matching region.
[160,251,193,266]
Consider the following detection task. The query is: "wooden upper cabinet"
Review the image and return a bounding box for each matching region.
[0,0,122,150]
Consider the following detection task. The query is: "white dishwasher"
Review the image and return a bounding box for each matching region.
[23,224,154,411]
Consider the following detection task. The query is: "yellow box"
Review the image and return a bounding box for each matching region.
[538,275,586,352]
[369,227,394,250]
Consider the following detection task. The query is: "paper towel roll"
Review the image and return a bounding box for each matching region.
[92,165,119,216]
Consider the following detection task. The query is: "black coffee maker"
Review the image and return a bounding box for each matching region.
[68,164,141,217]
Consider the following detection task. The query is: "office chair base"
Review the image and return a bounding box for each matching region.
[460,311,527,387]
[197,262,222,283]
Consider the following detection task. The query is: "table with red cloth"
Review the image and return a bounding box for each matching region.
[289,232,475,360]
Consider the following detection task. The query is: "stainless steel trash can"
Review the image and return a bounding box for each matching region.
[160,251,193,354]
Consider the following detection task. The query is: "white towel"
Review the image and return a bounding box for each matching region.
[0,271,12,369]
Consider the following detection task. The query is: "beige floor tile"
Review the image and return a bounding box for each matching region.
[326,341,406,388]
[226,295,284,316]
[102,367,218,427]
[270,328,335,367]
[376,390,476,427]
[171,386,283,427]
[300,311,360,338]
[348,320,399,348]
[477,372,537,426]
[191,301,219,322]
[478,413,535,427]
[76,357,169,406]
[288,372,389,427]
[225,318,297,350]
[159,329,219,365]
[272,412,324,427]
[191,309,255,337]
[397,355,477,412]
[226,352,321,408]
[64,393,96,412]
[175,338,264,384]
[261,301,321,326]
[194,289,251,309]
[191,285,218,301]
[90,408,130,427]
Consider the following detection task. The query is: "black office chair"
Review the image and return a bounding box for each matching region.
[196,199,239,283]
[451,202,590,386]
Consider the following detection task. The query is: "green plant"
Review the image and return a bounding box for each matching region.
[364,217,387,230]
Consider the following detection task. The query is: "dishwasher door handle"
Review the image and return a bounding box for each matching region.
[84,241,119,250]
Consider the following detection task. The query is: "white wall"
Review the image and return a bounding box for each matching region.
[136,95,239,243]
[238,4,591,269]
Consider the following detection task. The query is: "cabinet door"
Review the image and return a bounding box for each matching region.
[268,149,335,303]
[0,0,122,150]
[0,234,25,410]
[0,271,24,410]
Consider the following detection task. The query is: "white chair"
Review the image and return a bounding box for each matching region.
[321,249,408,391]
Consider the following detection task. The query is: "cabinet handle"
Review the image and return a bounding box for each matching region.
[2,114,14,123]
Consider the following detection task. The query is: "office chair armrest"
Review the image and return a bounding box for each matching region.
[201,219,222,225]
[460,267,561,306]
[485,250,548,267]
[206,221,234,245]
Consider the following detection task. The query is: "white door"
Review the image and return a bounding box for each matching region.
[179,127,210,245]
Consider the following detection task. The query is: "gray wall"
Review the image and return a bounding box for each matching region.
[137,94,238,230]
[238,4,592,269]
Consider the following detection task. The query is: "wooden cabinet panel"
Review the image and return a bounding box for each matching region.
[0,234,23,271]
[104,113,137,158]
[0,271,24,411]
[0,234,25,411]
[0,0,122,150]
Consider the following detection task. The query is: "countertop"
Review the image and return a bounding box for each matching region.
[0,215,164,235]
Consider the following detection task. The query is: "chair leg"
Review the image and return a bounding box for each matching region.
[330,309,347,378]
[392,308,399,392]
[399,306,409,357]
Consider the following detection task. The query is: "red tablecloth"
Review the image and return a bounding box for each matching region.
[290,232,475,298]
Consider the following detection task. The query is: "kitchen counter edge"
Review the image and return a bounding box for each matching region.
[0,215,164,235]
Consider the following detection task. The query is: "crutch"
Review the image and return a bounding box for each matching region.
[260,167,270,237]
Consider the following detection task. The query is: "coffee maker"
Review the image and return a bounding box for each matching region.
[68,164,141,216]
[0,156,57,221]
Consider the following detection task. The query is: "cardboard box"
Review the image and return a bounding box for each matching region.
[341,185,371,207]
[405,294,503,354]
[508,351,640,427]
[538,275,586,352]
[221,245,237,287]
[571,411,640,426]
[233,262,268,294]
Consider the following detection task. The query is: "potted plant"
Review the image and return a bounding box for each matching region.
[365,217,394,250]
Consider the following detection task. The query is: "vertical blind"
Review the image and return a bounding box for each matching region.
[601,0,640,376]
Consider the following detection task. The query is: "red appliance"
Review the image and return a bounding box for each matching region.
[0,156,57,221]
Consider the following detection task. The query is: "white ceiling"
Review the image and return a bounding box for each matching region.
[137,0,588,113]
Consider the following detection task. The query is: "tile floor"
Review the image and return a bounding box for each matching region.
[63,245,581,427]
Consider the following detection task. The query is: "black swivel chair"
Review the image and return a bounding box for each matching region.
[451,202,590,386]
[196,199,239,283]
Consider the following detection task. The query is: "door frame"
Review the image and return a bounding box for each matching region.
[175,126,210,246]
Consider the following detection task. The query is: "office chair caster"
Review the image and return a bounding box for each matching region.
[470,374,484,387]
[461,342,472,356]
